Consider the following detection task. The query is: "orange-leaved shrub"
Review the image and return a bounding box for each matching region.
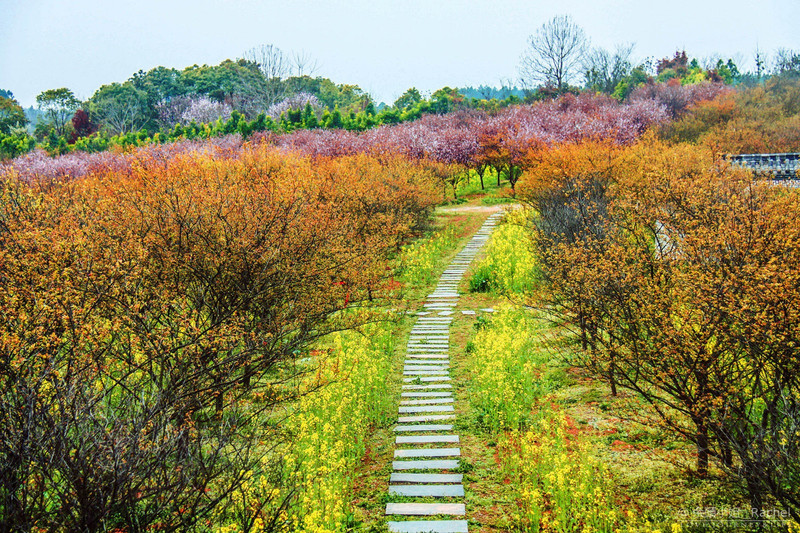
[518,137,800,520]
[0,145,438,532]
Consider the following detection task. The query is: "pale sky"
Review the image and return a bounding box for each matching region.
[2,0,799,108]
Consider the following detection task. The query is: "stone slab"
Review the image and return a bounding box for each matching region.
[396,435,459,444]
[386,520,468,533]
[408,345,449,349]
[400,398,453,405]
[402,383,452,389]
[389,485,465,498]
[394,448,460,458]
[402,376,451,383]
[394,424,453,432]
[390,473,463,484]
[385,503,465,516]
[398,405,454,414]
[392,459,459,470]
[406,353,449,359]
[407,344,449,349]
[400,398,454,406]
[401,392,452,397]
[397,414,455,423]
[386,520,469,533]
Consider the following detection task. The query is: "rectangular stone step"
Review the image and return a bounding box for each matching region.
[385,503,465,516]
[390,473,463,484]
[396,435,459,444]
[406,353,449,359]
[401,392,452,397]
[400,398,454,406]
[407,344,449,348]
[392,459,459,470]
[386,520,469,533]
[409,343,450,348]
[407,344,449,350]
[387,520,468,533]
[394,424,453,432]
[395,448,460,458]
[389,485,465,497]
[404,360,449,365]
[402,383,452,389]
[398,405,454,414]
[403,366,450,372]
[403,370,449,376]
[397,414,455,423]
[402,377,451,383]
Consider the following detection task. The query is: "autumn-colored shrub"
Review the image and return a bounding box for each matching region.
[0,145,437,531]
[517,137,800,519]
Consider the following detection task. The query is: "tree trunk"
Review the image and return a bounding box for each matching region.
[609,345,618,397]
[695,418,710,477]
[578,309,588,352]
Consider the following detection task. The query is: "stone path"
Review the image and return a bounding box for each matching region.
[385,212,503,533]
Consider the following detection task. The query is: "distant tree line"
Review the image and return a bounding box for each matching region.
[518,14,800,100]
[2,36,800,161]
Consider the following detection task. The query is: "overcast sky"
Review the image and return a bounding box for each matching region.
[2,0,799,107]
